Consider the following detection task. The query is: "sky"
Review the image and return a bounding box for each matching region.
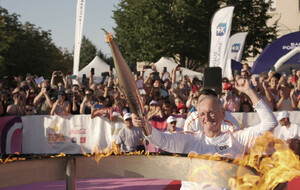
[0,0,120,56]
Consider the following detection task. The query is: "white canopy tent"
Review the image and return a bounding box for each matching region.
[144,57,203,81]
[78,56,113,78]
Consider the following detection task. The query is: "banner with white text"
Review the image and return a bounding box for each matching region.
[223,32,248,78]
[22,115,114,154]
[73,0,86,75]
[209,6,234,75]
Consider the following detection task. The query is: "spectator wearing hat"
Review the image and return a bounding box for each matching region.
[276,111,300,141]
[50,91,71,116]
[165,116,178,133]
[276,111,300,155]
[221,83,240,112]
[176,102,187,117]
[147,100,164,120]
[116,113,145,152]
[6,88,26,116]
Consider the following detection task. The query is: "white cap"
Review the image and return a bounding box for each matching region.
[123,113,131,121]
[112,112,120,117]
[166,116,177,124]
[277,111,289,121]
[150,100,158,105]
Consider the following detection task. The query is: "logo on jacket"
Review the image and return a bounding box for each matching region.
[216,23,227,36]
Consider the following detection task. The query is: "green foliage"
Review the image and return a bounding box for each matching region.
[0,7,73,79]
[113,0,277,70]
[97,49,114,66]
[79,36,97,70]
[224,0,277,59]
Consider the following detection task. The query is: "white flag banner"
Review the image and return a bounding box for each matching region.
[73,0,86,76]
[209,6,234,73]
[21,115,116,154]
[223,32,248,78]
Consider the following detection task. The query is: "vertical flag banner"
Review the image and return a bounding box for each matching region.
[223,32,248,78]
[209,6,235,75]
[73,0,86,76]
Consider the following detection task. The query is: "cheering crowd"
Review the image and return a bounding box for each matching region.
[0,63,299,154]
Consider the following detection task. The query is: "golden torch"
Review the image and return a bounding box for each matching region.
[103,30,151,136]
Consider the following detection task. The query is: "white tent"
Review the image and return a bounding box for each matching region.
[144,57,203,81]
[78,56,112,78]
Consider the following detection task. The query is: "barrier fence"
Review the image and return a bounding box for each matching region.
[1,111,299,154]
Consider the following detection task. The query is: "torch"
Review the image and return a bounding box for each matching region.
[102,30,151,136]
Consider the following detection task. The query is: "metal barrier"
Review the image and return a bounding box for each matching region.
[0,155,255,189]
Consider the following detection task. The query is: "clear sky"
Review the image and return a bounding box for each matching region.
[0,0,120,56]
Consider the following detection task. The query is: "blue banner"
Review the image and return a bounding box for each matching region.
[251,31,300,74]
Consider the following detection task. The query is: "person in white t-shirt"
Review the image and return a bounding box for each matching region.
[131,78,278,190]
[184,89,240,133]
[276,110,300,154]
[165,116,178,133]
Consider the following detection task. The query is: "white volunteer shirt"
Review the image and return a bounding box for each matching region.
[184,111,240,133]
[146,99,278,190]
[277,123,300,141]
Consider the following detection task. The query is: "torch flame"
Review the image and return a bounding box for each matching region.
[230,132,300,189]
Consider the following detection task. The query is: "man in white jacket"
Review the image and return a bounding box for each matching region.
[132,78,278,190]
[184,89,240,133]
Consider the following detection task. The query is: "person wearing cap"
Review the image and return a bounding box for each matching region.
[50,91,71,116]
[147,100,164,120]
[176,102,187,116]
[116,113,145,152]
[6,89,26,116]
[221,83,240,112]
[132,78,278,189]
[276,111,300,155]
[184,89,240,133]
[165,116,178,133]
[276,111,300,141]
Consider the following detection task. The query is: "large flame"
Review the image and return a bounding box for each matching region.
[185,132,300,189]
[231,132,300,189]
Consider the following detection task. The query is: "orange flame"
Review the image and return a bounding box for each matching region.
[230,132,300,189]
[105,32,113,43]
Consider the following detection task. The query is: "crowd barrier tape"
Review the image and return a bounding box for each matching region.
[0,111,299,154]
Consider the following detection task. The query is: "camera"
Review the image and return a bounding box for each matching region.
[163,67,167,72]
[91,68,95,75]
[144,65,152,69]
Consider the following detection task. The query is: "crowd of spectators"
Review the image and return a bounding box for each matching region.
[1,63,300,120]
[1,63,300,153]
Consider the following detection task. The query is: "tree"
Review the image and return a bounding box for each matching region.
[224,0,277,59]
[113,0,277,70]
[0,7,73,79]
[97,49,114,67]
[79,35,97,70]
